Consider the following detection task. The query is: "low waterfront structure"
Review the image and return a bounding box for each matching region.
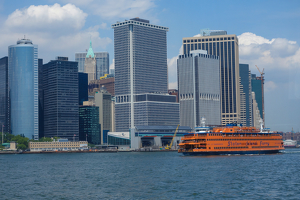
[29,140,88,151]
[108,126,192,150]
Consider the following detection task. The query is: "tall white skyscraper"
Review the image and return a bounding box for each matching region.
[183,30,240,125]
[178,50,221,129]
[112,18,179,148]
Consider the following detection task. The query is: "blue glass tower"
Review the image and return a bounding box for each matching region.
[8,39,38,140]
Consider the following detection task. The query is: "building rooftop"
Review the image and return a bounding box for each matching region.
[86,40,95,58]
[17,38,33,45]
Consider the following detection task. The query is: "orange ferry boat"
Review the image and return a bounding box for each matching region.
[178,123,284,156]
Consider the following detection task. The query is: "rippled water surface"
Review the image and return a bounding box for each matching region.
[1,149,300,199]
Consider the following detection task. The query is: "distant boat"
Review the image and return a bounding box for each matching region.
[283,140,298,148]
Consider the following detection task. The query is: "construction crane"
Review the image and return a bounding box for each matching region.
[165,124,180,150]
[255,65,265,127]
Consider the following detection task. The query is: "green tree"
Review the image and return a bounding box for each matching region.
[38,137,53,142]
[11,135,29,150]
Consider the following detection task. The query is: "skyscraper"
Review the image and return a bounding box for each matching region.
[239,64,252,126]
[78,72,88,105]
[38,58,44,138]
[177,50,221,129]
[95,87,112,144]
[0,56,9,133]
[79,105,101,144]
[8,39,38,139]
[42,57,79,141]
[75,41,109,79]
[251,74,263,124]
[112,18,179,148]
[112,18,168,95]
[84,40,96,83]
[183,30,240,125]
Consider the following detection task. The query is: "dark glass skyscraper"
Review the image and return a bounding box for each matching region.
[38,58,44,138]
[183,30,240,125]
[42,57,79,140]
[251,74,263,121]
[78,72,88,105]
[79,106,101,144]
[8,39,38,139]
[0,57,9,133]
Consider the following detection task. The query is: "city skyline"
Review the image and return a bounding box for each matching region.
[0,0,299,132]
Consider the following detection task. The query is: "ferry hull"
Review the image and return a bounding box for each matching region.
[182,150,281,156]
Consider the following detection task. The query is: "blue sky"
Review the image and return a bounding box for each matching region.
[0,0,299,132]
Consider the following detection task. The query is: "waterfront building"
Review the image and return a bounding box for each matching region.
[42,57,79,141]
[177,50,221,129]
[0,56,9,133]
[251,74,264,124]
[112,18,179,149]
[95,87,112,144]
[108,126,192,149]
[79,105,101,145]
[8,39,38,139]
[75,42,109,79]
[183,29,240,125]
[239,64,252,126]
[28,140,88,151]
[78,72,88,105]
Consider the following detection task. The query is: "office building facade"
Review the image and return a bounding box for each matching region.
[239,64,252,126]
[183,30,240,125]
[112,18,179,139]
[112,18,168,96]
[8,39,38,139]
[42,57,79,140]
[115,94,179,131]
[95,87,112,144]
[0,57,9,133]
[79,106,101,144]
[178,50,221,129]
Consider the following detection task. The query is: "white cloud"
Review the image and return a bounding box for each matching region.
[63,0,157,20]
[265,81,277,92]
[5,4,87,33]
[238,32,299,71]
[109,58,115,69]
[0,4,112,63]
[238,32,274,45]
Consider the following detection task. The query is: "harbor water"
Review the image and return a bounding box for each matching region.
[1,149,300,199]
